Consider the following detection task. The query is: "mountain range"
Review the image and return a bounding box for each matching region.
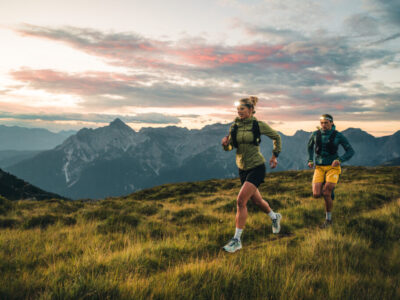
[0,125,75,151]
[5,119,400,199]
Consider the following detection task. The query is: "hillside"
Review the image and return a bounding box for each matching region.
[0,150,41,168]
[0,168,66,201]
[0,166,399,299]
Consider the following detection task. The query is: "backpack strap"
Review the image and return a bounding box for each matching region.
[231,123,239,148]
[315,130,322,155]
[315,129,338,155]
[252,120,261,146]
[231,120,260,148]
[327,130,338,154]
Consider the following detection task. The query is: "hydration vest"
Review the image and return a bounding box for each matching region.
[315,130,338,155]
[231,120,261,148]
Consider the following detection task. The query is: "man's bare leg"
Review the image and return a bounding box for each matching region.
[312,182,323,198]
[321,182,336,227]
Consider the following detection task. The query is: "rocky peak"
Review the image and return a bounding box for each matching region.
[109,118,133,132]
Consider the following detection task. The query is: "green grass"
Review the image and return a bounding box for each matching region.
[0,166,399,299]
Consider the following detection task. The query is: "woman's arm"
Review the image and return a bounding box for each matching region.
[259,121,281,157]
[222,124,234,151]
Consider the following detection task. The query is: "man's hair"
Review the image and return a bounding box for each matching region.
[320,114,333,122]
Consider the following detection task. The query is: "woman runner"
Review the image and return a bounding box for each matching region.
[221,96,282,253]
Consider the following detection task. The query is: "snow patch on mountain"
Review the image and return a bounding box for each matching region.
[63,148,73,184]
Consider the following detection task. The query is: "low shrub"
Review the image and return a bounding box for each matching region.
[188,214,219,225]
[0,218,18,228]
[0,196,12,215]
[61,216,77,226]
[137,204,160,216]
[172,208,199,219]
[147,221,171,239]
[81,208,115,221]
[347,217,392,247]
[97,214,140,233]
[22,214,58,229]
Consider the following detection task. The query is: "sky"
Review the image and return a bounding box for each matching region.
[0,0,399,136]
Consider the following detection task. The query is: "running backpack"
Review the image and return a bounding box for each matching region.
[315,130,338,155]
[231,120,261,148]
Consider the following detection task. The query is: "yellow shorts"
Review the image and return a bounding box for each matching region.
[312,165,341,184]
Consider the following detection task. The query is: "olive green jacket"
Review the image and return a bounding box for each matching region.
[223,117,282,170]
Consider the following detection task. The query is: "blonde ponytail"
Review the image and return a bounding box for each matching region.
[249,96,258,107]
[237,96,258,114]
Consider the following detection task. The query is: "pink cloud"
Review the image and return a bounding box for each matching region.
[10,69,138,95]
[170,44,299,68]
[15,25,314,70]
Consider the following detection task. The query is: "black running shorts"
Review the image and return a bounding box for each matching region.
[239,164,266,187]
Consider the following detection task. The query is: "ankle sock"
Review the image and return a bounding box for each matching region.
[268,210,277,220]
[326,212,332,221]
[234,228,243,241]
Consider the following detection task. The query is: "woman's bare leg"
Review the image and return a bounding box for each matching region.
[236,181,257,229]
[250,188,272,214]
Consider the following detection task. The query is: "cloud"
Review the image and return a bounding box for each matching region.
[371,0,400,26]
[267,121,284,125]
[10,69,139,96]
[15,23,380,74]
[221,0,325,29]
[344,13,380,37]
[231,19,305,42]
[7,23,399,122]
[9,68,233,107]
[368,32,400,45]
[125,113,181,124]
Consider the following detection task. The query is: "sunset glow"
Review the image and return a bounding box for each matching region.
[0,0,399,136]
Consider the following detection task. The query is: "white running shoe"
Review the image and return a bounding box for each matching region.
[223,238,242,253]
[272,213,282,234]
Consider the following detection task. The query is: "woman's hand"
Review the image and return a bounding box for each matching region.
[308,162,314,168]
[331,160,340,167]
[221,136,229,147]
[269,156,278,169]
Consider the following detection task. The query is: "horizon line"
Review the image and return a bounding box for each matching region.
[1,120,399,138]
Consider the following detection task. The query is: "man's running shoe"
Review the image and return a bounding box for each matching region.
[223,238,242,253]
[320,219,332,229]
[272,213,282,234]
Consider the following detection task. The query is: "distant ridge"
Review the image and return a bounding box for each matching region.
[0,124,75,151]
[6,119,400,199]
[0,168,66,200]
[382,157,400,166]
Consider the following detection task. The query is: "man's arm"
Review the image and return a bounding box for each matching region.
[307,132,315,164]
[337,134,355,163]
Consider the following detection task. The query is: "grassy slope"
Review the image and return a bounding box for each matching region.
[0,166,399,299]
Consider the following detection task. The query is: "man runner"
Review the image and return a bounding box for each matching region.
[307,114,355,228]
